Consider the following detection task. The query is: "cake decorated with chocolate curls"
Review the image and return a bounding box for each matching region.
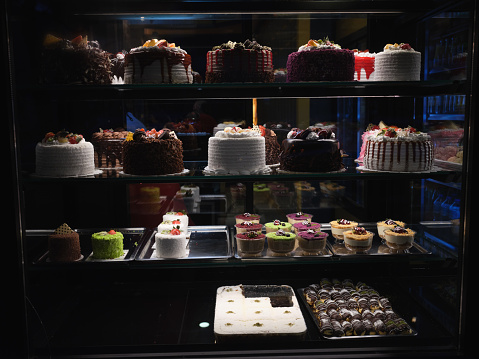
[122,128,184,175]
[91,128,129,168]
[41,34,112,84]
[286,38,355,82]
[259,125,281,165]
[48,223,81,262]
[205,39,274,83]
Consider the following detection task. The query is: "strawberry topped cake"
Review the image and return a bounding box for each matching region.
[374,43,421,81]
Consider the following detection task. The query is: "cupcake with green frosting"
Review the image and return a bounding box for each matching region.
[265,219,292,233]
[266,229,296,254]
[91,230,124,259]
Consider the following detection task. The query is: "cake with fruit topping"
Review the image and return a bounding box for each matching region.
[122,128,184,175]
[329,219,358,241]
[163,211,189,227]
[155,227,188,258]
[362,126,434,172]
[292,220,321,234]
[383,226,415,250]
[357,121,388,162]
[35,130,95,177]
[265,219,292,233]
[205,40,274,83]
[48,223,82,262]
[279,127,343,173]
[205,126,271,175]
[125,39,195,84]
[286,212,313,224]
[343,227,374,252]
[377,219,406,240]
[235,213,261,224]
[297,229,328,254]
[235,221,263,234]
[266,229,296,254]
[374,43,421,81]
[354,50,376,81]
[91,230,124,259]
[91,128,129,168]
[236,231,266,255]
[286,38,355,82]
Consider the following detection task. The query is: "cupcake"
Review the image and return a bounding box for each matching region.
[235,221,263,234]
[297,229,328,254]
[286,211,313,224]
[266,229,296,254]
[384,226,415,250]
[236,231,265,255]
[235,212,261,224]
[292,220,321,234]
[329,219,358,241]
[265,219,292,233]
[343,226,374,253]
[377,219,406,240]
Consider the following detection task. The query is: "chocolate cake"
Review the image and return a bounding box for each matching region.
[41,34,112,84]
[279,127,343,172]
[48,223,81,262]
[205,40,274,83]
[91,128,129,168]
[261,127,281,165]
[122,128,184,175]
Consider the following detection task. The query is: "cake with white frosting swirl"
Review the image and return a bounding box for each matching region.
[374,43,421,81]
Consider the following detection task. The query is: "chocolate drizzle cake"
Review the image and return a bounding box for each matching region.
[91,128,129,168]
[122,128,184,175]
[279,127,343,172]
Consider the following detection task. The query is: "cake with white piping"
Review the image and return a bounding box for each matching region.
[374,43,421,81]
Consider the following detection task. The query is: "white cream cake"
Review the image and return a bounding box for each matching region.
[374,43,421,81]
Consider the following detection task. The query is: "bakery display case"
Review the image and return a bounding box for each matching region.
[5,0,476,358]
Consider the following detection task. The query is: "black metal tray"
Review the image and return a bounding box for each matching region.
[30,227,147,264]
[135,225,232,261]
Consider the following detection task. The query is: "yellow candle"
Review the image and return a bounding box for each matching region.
[252,98,257,126]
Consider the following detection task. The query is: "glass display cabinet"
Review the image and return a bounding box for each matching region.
[5,0,476,358]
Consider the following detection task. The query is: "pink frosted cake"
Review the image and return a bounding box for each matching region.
[354,50,376,81]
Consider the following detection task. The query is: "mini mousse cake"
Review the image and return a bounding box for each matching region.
[234,221,263,234]
[265,219,292,233]
[343,226,374,253]
[155,227,188,258]
[292,220,321,234]
[297,229,328,254]
[329,219,358,241]
[235,212,261,224]
[266,229,296,254]
[163,211,189,227]
[236,231,266,255]
[286,211,313,224]
[384,226,415,250]
[91,229,124,259]
[377,219,406,240]
[158,219,187,232]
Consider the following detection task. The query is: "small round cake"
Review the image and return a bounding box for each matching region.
[235,221,263,234]
[286,212,313,224]
[286,38,354,82]
[266,229,296,254]
[163,211,189,227]
[91,230,124,259]
[377,219,406,240]
[297,229,328,254]
[343,227,374,253]
[158,219,187,233]
[384,226,415,250]
[48,223,81,262]
[265,219,292,233]
[155,227,188,258]
[235,213,261,224]
[329,219,358,241]
[292,220,321,234]
[236,231,265,255]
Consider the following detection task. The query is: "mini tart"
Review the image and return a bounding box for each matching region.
[297,229,328,254]
[330,219,358,240]
[235,231,265,254]
[384,227,415,250]
[286,212,313,224]
[266,230,296,254]
[265,219,292,233]
[292,220,321,234]
[377,219,405,239]
[235,212,261,224]
[343,227,373,252]
[234,221,263,233]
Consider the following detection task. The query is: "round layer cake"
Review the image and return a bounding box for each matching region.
[205,40,274,83]
[279,127,343,172]
[91,128,129,168]
[48,223,81,262]
[35,130,95,177]
[91,230,124,259]
[286,38,354,82]
[354,50,376,81]
[362,126,434,172]
[122,128,184,175]
[374,43,421,81]
[124,39,194,84]
[205,126,270,175]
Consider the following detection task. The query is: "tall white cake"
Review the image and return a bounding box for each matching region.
[204,126,271,175]
[374,43,421,81]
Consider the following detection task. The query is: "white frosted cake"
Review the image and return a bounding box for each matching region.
[374,43,421,81]
[214,285,307,341]
[155,228,188,258]
[362,126,434,172]
[205,126,271,175]
[124,39,194,84]
[35,130,95,177]
[163,211,189,227]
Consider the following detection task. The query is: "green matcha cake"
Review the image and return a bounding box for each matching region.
[266,229,296,254]
[265,219,292,233]
[91,229,124,259]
